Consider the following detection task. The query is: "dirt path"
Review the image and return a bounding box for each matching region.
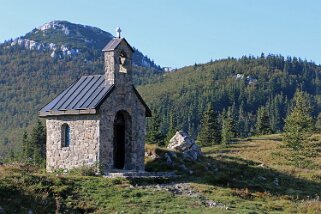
[134,182,228,209]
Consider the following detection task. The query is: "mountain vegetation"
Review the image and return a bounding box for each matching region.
[21,120,46,166]
[197,105,221,146]
[141,55,321,144]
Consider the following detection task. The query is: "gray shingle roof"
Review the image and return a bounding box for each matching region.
[39,75,114,117]
[102,38,134,52]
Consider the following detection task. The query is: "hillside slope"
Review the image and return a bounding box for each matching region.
[0,135,320,213]
[138,55,321,138]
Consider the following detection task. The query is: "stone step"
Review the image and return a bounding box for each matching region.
[104,171,176,178]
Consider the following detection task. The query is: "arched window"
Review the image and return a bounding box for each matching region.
[61,124,70,147]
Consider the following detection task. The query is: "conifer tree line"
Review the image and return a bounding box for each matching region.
[143,55,321,146]
[5,120,46,165]
[146,88,319,147]
[146,101,282,146]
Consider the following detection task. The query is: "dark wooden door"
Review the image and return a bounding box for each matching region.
[113,118,125,169]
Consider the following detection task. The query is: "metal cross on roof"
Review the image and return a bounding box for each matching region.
[116,27,122,38]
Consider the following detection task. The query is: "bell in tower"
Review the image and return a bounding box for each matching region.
[102,27,134,86]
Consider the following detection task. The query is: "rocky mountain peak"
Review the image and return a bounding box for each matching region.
[36,20,71,35]
[2,20,161,70]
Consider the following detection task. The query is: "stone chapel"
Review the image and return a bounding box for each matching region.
[39,30,151,173]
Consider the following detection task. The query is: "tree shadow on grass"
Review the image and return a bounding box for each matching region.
[144,152,321,199]
[0,167,95,214]
[0,182,56,213]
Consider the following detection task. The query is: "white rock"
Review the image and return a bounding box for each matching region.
[29,40,37,50]
[49,43,56,50]
[50,51,56,58]
[37,21,70,35]
[167,131,202,160]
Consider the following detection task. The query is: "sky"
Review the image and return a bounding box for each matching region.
[0,0,321,68]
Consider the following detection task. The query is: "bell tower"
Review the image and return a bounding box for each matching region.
[102,27,134,86]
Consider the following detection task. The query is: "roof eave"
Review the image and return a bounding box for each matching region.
[39,108,97,118]
[38,84,115,118]
[102,38,134,52]
[132,86,152,117]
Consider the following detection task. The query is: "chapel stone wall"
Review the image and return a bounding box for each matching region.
[46,115,100,172]
[99,86,146,173]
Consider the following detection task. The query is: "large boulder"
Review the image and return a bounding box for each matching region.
[167,131,202,160]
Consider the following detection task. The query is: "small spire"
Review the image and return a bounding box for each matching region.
[116,27,122,38]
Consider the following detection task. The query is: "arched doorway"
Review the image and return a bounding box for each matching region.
[113,111,126,169]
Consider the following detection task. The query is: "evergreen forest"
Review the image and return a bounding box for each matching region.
[141,55,321,144]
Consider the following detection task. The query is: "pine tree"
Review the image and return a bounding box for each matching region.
[21,130,31,162]
[29,120,46,165]
[197,105,221,146]
[146,109,164,146]
[10,149,15,161]
[283,90,314,167]
[230,103,239,137]
[238,102,248,137]
[165,109,177,145]
[221,108,234,145]
[269,96,282,133]
[255,106,271,135]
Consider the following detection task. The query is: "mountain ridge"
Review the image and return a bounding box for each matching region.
[1,20,161,70]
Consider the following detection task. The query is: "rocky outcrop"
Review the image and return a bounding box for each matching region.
[10,38,80,58]
[167,131,202,161]
[2,20,161,70]
[37,20,70,35]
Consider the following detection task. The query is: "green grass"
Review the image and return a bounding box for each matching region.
[0,134,320,213]
[0,166,219,213]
